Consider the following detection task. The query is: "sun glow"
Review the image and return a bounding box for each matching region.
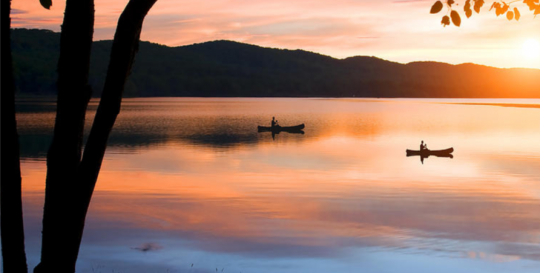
[522,39,540,59]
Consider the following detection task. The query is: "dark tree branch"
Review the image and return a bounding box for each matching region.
[1,1,29,272]
[79,0,158,201]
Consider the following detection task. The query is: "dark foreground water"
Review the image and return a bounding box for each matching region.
[8,98,540,273]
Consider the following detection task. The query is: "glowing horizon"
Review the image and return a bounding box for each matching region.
[10,0,540,69]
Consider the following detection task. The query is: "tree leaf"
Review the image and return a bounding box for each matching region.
[40,0,52,9]
[431,1,444,14]
[506,11,514,20]
[501,4,509,14]
[495,6,503,16]
[451,10,461,26]
[527,1,536,11]
[464,0,473,18]
[474,0,484,13]
[441,15,450,27]
[514,7,521,21]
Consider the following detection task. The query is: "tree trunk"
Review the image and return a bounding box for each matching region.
[1,1,29,272]
[35,1,156,272]
[35,0,95,272]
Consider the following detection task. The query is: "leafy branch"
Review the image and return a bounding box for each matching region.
[430,0,540,27]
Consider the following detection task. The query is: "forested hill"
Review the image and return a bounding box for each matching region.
[11,28,540,98]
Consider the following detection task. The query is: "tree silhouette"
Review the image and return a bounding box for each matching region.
[430,0,540,27]
[2,0,157,272]
[1,1,28,272]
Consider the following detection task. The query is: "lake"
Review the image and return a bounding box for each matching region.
[13,98,540,273]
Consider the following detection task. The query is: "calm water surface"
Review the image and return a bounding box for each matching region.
[12,98,540,273]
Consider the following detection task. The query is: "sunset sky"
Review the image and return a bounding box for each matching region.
[11,0,540,69]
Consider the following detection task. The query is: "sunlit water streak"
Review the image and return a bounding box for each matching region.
[9,98,540,273]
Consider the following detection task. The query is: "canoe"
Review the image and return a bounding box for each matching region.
[406,147,454,157]
[258,124,305,132]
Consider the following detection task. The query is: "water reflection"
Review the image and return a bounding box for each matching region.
[14,98,540,273]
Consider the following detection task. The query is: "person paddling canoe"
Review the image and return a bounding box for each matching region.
[271,117,279,128]
[420,140,427,151]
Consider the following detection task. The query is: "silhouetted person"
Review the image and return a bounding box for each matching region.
[420,141,427,164]
[271,117,279,128]
[420,140,427,151]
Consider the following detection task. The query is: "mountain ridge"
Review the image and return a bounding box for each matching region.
[10,28,540,98]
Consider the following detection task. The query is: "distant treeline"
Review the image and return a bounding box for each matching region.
[11,28,540,98]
